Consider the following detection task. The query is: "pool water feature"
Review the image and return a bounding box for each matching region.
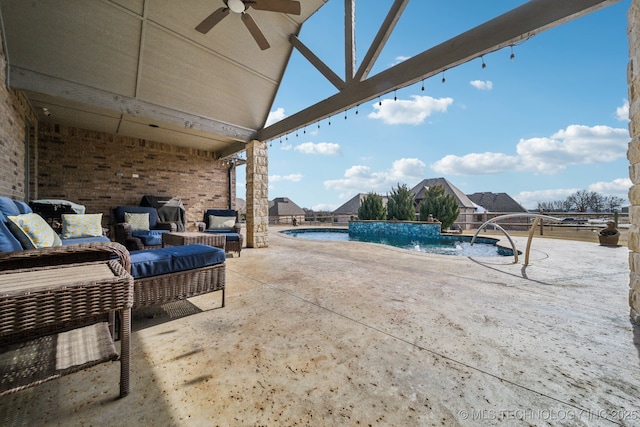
[281,228,513,257]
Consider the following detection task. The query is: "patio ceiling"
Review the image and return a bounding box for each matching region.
[0,0,326,157]
[0,0,621,159]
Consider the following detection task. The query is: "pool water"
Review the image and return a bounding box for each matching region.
[281,228,511,257]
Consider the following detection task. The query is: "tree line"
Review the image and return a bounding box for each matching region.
[358,184,460,230]
[537,190,626,213]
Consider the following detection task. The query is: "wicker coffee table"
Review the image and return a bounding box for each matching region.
[0,259,133,397]
[162,231,226,251]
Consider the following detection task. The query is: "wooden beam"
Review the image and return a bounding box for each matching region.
[258,0,620,142]
[354,0,409,83]
[345,0,355,83]
[289,35,346,90]
[9,67,256,142]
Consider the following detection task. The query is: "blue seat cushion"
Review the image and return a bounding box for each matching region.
[60,235,110,246]
[129,244,225,279]
[203,230,241,241]
[132,229,168,246]
[0,213,23,252]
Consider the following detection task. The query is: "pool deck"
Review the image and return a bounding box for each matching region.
[1,226,639,426]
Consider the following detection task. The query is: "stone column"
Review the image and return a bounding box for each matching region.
[245,140,269,248]
[629,0,640,324]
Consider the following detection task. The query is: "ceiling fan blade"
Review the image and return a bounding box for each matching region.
[241,13,270,50]
[195,7,230,34]
[250,0,301,15]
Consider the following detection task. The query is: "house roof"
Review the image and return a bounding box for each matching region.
[411,178,476,209]
[333,193,388,215]
[269,197,305,216]
[467,192,527,213]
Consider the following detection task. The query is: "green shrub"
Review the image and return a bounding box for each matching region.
[358,193,386,220]
[418,185,459,230]
[386,183,416,221]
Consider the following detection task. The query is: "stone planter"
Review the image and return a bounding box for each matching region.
[598,221,620,246]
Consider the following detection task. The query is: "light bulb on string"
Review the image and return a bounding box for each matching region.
[481,56,486,69]
[344,110,347,120]
[441,71,446,84]
[328,116,331,126]
[421,79,425,91]
[378,97,382,106]
[394,90,397,101]
[510,45,515,60]
[355,104,359,115]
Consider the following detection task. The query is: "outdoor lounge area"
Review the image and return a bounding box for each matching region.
[0,227,637,425]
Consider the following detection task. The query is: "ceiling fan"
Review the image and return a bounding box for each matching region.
[195,0,301,50]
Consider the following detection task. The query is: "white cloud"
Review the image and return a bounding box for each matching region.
[432,152,521,175]
[280,142,293,151]
[616,99,629,121]
[266,108,286,126]
[324,158,425,199]
[368,95,453,125]
[432,124,629,176]
[470,80,493,90]
[270,173,303,183]
[294,142,341,156]
[588,177,631,196]
[391,55,410,66]
[514,178,631,210]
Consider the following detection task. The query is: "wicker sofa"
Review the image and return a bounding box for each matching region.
[1,198,227,309]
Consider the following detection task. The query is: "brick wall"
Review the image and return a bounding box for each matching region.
[36,123,235,228]
[0,31,35,200]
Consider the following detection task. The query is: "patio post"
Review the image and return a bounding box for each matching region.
[628,0,640,324]
[245,140,269,248]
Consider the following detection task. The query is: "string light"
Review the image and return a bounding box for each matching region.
[441,70,446,84]
[481,56,486,69]
[344,110,347,120]
[328,116,331,126]
[356,104,359,115]
[394,90,397,101]
[510,45,515,60]
[378,97,382,106]
[421,79,425,91]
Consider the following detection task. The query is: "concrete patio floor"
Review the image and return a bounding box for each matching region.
[1,226,639,426]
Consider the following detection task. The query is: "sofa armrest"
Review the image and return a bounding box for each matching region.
[0,241,131,273]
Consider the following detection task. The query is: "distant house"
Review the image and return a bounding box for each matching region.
[410,178,477,230]
[236,198,246,220]
[333,193,388,223]
[467,192,528,229]
[466,192,527,213]
[269,197,305,225]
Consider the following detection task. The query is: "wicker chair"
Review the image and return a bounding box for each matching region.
[111,205,177,251]
[197,209,243,256]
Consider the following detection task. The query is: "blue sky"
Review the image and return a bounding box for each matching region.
[237,0,631,211]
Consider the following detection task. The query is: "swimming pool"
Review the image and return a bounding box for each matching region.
[281,228,513,257]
